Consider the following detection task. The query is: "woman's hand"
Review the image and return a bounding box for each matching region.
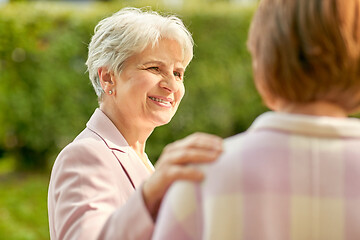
[142,132,223,220]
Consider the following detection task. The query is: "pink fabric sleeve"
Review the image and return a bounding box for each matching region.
[48,140,154,240]
[152,181,203,240]
[98,188,154,240]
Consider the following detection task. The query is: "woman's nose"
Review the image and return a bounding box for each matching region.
[159,73,179,93]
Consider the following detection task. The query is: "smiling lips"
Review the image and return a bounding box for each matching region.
[148,96,173,107]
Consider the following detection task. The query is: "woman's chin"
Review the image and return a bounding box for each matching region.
[151,115,173,127]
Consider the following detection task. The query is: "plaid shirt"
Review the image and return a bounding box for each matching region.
[153,112,360,240]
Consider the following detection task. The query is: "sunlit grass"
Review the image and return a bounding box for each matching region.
[0,172,50,240]
[0,157,16,174]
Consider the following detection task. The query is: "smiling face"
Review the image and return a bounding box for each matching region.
[106,38,188,130]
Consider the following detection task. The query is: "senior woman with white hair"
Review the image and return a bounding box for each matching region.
[47,7,223,240]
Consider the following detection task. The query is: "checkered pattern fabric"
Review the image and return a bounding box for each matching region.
[153,112,360,240]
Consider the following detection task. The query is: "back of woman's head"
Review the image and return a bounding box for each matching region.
[247,0,360,113]
[86,7,194,98]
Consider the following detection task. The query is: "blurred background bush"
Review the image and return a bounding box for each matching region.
[0,0,265,171]
[0,0,265,239]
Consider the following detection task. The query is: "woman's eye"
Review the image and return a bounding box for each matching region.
[148,67,160,72]
[173,71,182,79]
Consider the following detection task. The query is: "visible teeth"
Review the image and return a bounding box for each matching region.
[149,97,170,104]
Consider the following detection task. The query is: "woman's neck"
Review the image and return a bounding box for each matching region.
[99,104,154,161]
[278,101,347,117]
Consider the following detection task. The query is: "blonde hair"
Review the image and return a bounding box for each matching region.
[86,7,194,98]
[247,0,360,112]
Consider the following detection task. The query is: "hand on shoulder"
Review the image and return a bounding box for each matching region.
[142,132,223,220]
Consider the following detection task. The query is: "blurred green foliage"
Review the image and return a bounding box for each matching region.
[0,2,267,170]
[0,173,49,240]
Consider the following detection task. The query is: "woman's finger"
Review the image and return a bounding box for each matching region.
[164,132,223,152]
[157,165,204,184]
[156,133,223,168]
[156,148,221,168]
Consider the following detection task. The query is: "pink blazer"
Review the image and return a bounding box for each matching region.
[48,108,154,240]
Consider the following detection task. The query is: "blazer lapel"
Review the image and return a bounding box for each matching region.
[86,108,153,189]
[112,149,152,188]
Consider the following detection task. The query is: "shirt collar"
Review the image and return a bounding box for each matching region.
[249,111,360,138]
[86,108,130,152]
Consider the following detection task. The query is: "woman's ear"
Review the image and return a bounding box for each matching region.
[254,77,282,111]
[263,95,282,111]
[98,67,115,95]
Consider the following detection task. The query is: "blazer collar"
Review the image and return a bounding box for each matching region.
[86,108,130,153]
[250,111,360,138]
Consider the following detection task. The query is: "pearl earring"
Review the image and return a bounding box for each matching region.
[108,90,113,95]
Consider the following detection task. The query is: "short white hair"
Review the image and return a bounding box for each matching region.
[86,7,194,99]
